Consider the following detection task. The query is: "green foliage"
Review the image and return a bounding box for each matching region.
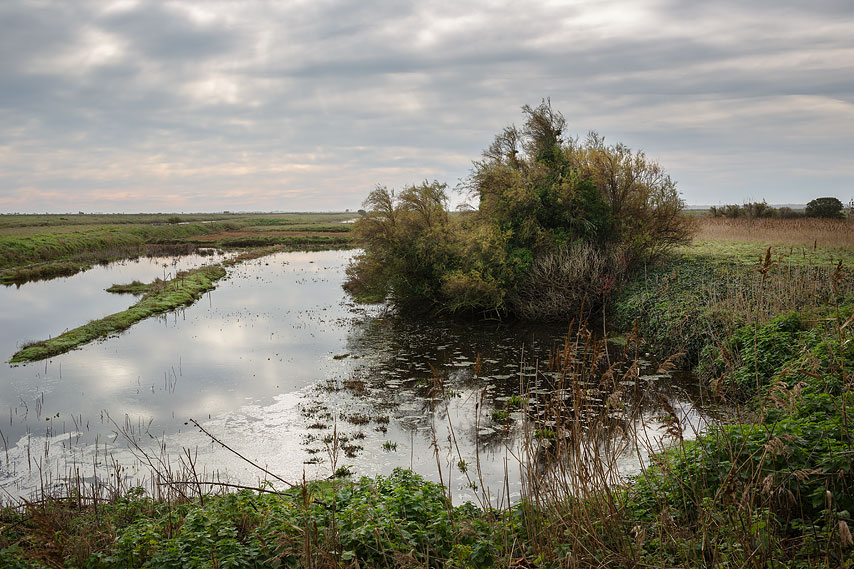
[806,197,845,219]
[709,200,786,219]
[699,307,853,397]
[608,236,854,564]
[612,245,853,378]
[723,312,805,392]
[334,469,460,566]
[347,181,459,310]
[629,390,854,566]
[3,470,506,569]
[611,254,726,365]
[491,408,509,422]
[106,280,149,295]
[347,101,691,319]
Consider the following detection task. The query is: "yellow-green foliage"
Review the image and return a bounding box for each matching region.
[105,280,149,295]
[9,265,226,363]
[346,102,691,318]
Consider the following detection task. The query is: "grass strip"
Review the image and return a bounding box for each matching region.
[105,280,148,295]
[0,261,91,285]
[213,234,351,248]
[9,264,227,363]
[0,223,231,270]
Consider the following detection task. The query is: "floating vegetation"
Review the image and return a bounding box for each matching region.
[345,413,371,426]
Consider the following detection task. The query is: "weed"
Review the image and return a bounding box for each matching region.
[344,413,370,426]
[491,409,509,422]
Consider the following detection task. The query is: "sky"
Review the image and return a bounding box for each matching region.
[1,0,852,213]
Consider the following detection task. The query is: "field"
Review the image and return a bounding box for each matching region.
[1,215,852,568]
[1,213,355,361]
[0,212,355,283]
[686,216,854,263]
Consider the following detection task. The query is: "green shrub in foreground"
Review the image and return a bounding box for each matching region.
[0,469,502,569]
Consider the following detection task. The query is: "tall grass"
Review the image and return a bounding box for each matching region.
[694,217,854,250]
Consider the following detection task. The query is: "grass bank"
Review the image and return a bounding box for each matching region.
[0,223,228,271]
[9,264,226,363]
[0,212,355,284]
[611,216,854,370]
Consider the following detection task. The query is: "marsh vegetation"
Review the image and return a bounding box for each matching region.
[0,212,851,567]
[1,109,852,566]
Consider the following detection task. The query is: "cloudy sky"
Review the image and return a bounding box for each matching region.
[1,0,852,213]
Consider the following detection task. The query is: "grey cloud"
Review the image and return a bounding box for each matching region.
[99,3,243,62]
[0,0,852,212]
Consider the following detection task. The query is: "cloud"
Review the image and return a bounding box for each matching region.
[0,0,852,212]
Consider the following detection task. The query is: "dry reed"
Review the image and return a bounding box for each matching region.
[694,217,854,250]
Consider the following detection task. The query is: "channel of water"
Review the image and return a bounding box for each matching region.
[0,249,716,504]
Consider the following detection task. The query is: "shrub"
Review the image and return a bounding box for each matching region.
[510,241,626,320]
[347,101,692,319]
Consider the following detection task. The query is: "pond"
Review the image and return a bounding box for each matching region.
[0,250,717,505]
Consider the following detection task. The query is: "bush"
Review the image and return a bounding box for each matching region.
[709,201,782,219]
[510,241,626,320]
[347,101,692,319]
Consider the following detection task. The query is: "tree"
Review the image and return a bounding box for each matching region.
[346,102,693,320]
[805,197,844,219]
[567,132,691,264]
[345,181,458,308]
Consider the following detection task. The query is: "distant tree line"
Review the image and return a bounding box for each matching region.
[345,101,693,320]
[709,197,848,220]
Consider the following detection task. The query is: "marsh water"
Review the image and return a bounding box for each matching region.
[1,250,715,504]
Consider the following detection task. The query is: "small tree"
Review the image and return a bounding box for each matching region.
[345,181,458,307]
[805,197,844,219]
[346,101,693,319]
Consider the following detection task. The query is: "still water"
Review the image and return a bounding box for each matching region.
[0,250,713,504]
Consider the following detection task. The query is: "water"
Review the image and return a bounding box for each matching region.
[0,250,716,504]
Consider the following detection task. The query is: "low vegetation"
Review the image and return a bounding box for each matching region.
[709,197,850,220]
[0,212,355,284]
[613,217,854,369]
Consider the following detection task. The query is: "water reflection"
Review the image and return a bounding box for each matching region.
[0,250,719,505]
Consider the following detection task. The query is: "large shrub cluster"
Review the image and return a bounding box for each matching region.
[346,102,692,319]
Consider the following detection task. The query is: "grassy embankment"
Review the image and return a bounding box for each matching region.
[0,212,354,284]
[3,212,355,362]
[8,247,286,363]
[611,216,854,368]
[9,264,227,363]
[1,216,852,568]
